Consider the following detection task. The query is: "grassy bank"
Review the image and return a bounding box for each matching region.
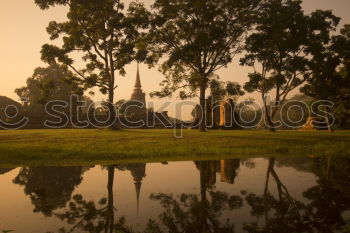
[0,129,349,167]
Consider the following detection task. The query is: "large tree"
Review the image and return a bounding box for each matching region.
[148,0,258,131]
[15,64,83,112]
[35,0,150,128]
[241,0,340,132]
[301,25,350,131]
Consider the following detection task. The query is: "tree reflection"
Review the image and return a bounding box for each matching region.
[55,166,132,233]
[13,167,85,216]
[144,161,243,233]
[0,168,14,175]
[8,158,350,233]
[243,156,350,233]
[303,155,350,232]
[243,158,311,233]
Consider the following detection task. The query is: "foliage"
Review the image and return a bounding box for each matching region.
[301,24,350,129]
[52,166,133,233]
[241,0,340,131]
[209,79,245,102]
[15,64,83,113]
[144,191,242,233]
[145,161,242,233]
[35,0,150,126]
[13,167,84,216]
[235,98,263,129]
[148,0,258,131]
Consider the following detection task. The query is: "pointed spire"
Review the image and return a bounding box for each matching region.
[130,163,146,216]
[134,63,142,89]
[134,180,141,215]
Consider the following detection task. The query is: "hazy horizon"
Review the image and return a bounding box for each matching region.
[1,0,350,120]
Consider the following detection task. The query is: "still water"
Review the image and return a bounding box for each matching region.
[0,156,349,233]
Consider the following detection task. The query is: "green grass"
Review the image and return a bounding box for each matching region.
[0,129,349,167]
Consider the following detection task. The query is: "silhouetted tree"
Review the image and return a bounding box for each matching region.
[241,0,340,132]
[148,0,258,131]
[301,24,350,131]
[15,64,83,116]
[35,0,150,128]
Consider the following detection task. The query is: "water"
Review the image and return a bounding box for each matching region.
[0,156,349,233]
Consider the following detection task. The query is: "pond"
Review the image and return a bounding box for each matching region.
[0,156,349,233]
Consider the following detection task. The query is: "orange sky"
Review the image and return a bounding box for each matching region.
[1,0,349,119]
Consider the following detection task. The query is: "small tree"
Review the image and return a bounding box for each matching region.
[36,0,150,127]
[241,0,339,132]
[301,25,350,131]
[148,0,258,131]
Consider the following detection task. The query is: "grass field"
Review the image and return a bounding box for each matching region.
[0,129,349,167]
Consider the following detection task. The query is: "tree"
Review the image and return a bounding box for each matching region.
[301,24,350,131]
[241,0,340,132]
[15,64,83,114]
[148,0,258,131]
[35,0,150,128]
[235,98,263,129]
[209,79,245,102]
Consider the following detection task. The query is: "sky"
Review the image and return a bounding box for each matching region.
[1,0,350,120]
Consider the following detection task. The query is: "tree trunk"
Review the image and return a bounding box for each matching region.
[268,122,276,132]
[106,166,115,233]
[199,83,206,132]
[199,161,208,232]
[264,102,276,132]
[107,88,118,130]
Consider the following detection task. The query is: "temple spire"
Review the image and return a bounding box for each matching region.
[134,63,142,89]
[131,63,146,105]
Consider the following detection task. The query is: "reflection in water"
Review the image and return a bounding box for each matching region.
[0,168,14,175]
[243,158,309,233]
[12,167,86,216]
[243,156,350,233]
[54,166,132,233]
[1,156,350,233]
[303,155,350,232]
[194,159,241,186]
[118,163,147,214]
[144,160,243,233]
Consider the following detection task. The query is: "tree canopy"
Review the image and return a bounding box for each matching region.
[148,0,258,131]
[241,0,340,131]
[15,64,83,114]
[301,24,350,129]
[36,0,150,127]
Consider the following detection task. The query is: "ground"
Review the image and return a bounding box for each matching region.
[0,129,349,167]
